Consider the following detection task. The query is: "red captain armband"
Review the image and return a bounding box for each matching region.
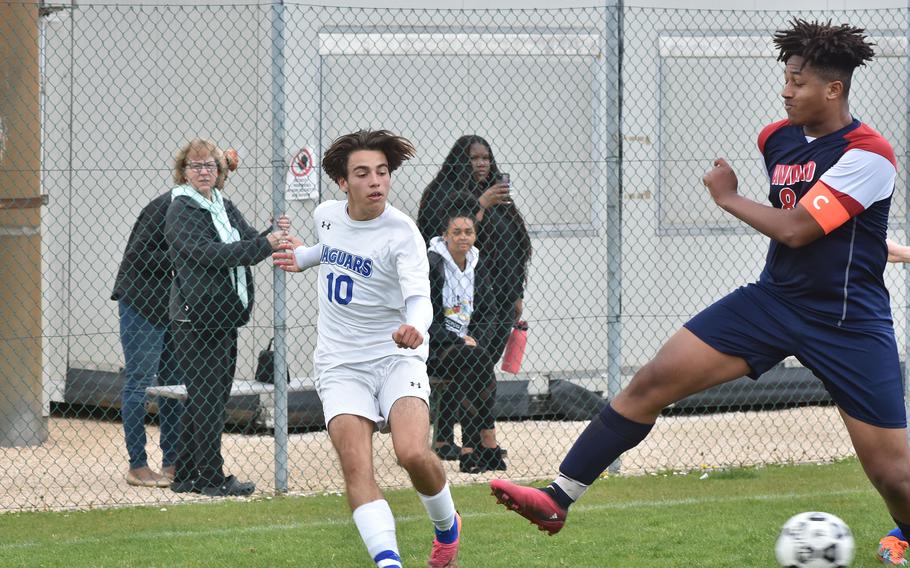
[798,181,854,234]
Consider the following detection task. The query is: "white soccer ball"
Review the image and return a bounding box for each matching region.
[775,511,855,567]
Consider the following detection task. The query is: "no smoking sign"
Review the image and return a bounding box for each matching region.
[286,147,318,201]
[290,148,314,177]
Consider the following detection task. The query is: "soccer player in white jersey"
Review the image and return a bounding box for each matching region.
[273,130,460,568]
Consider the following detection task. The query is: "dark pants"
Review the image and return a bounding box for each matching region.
[171,323,237,487]
[484,295,517,360]
[430,343,497,449]
[471,301,518,433]
[433,300,516,448]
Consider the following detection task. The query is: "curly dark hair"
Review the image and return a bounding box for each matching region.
[773,19,874,95]
[322,129,415,183]
[422,135,502,198]
[440,190,479,232]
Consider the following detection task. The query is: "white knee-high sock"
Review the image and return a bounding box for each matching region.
[353,499,401,567]
[418,481,456,532]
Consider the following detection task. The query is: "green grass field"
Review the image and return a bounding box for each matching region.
[0,458,893,567]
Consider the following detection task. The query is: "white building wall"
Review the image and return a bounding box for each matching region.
[37,0,910,399]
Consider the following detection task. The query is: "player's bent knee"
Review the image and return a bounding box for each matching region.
[394,445,433,472]
[623,364,674,405]
[338,455,371,476]
[335,448,374,479]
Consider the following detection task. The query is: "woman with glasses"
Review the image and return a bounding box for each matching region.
[165,138,288,496]
[418,135,532,472]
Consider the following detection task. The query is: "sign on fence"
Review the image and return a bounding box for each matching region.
[285,147,318,201]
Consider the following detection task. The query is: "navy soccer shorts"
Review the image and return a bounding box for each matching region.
[684,283,905,428]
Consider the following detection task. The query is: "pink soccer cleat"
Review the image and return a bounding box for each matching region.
[490,479,567,535]
[428,512,461,567]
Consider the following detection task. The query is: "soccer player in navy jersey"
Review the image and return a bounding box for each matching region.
[490,19,910,565]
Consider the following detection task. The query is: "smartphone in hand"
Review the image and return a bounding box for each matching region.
[497,172,512,203]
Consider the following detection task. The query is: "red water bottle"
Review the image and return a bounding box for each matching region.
[501,320,528,374]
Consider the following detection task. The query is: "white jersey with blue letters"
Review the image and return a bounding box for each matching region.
[312,200,430,373]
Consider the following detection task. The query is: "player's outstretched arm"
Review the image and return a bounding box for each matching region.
[393,295,431,349]
[703,158,824,248]
[887,239,910,263]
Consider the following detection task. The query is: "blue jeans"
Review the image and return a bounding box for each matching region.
[119,300,183,469]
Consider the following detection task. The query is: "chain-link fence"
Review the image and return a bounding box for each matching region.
[0,1,907,510]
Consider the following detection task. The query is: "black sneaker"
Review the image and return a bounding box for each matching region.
[170,479,199,494]
[480,446,507,471]
[200,475,255,497]
[459,452,486,474]
[433,443,461,461]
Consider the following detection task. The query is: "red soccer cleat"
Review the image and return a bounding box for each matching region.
[428,512,461,567]
[490,479,567,535]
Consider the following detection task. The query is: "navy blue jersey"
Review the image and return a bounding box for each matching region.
[756,118,896,323]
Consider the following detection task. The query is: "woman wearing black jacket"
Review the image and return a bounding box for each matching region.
[420,137,532,469]
[111,192,184,488]
[419,135,531,360]
[164,138,287,497]
[427,204,505,473]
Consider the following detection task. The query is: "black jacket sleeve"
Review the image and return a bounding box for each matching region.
[165,196,273,326]
[478,206,527,305]
[111,193,174,324]
[165,197,273,269]
[120,197,171,274]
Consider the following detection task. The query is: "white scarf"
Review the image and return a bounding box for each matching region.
[171,184,248,308]
[429,236,478,338]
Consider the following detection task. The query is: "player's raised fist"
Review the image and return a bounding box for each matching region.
[392,324,423,349]
[702,157,739,205]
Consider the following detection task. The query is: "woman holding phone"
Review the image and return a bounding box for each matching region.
[419,135,532,471]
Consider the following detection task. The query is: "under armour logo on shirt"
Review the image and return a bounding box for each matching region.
[321,221,331,230]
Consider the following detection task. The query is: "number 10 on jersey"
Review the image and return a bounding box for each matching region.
[326,272,354,305]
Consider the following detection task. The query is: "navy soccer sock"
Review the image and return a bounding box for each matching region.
[543,404,653,509]
[541,483,575,510]
[890,519,910,542]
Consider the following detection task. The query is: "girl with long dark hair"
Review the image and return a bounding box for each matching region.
[419,135,532,471]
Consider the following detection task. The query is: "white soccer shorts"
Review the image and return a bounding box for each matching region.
[316,355,431,431]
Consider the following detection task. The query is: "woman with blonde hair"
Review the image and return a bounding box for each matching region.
[165,138,288,496]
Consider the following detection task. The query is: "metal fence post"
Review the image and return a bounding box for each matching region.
[270,0,289,493]
[605,0,624,474]
[904,0,910,447]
